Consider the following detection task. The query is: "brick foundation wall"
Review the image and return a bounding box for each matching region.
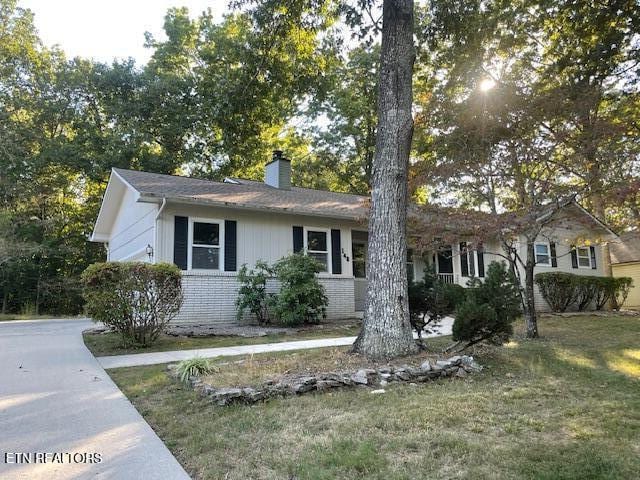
[174,273,356,326]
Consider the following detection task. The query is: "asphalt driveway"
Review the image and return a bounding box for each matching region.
[0,318,190,480]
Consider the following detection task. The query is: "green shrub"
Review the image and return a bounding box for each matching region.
[534,272,579,312]
[453,262,521,347]
[535,273,633,312]
[593,277,615,310]
[409,268,467,341]
[612,277,633,311]
[441,283,467,310]
[270,253,328,326]
[176,356,217,384]
[453,301,503,345]
[82,262,183,346]
[236,261,273,324]
[575,276,599,311]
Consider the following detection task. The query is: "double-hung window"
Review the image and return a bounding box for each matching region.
[407,248,415,283]
[190,220,221,270]
[535,243,551,266]
[305,228,329,272]
[576,246,592,268]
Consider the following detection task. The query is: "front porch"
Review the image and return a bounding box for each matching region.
[351,231,488,311]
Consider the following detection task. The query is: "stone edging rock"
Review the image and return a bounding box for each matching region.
[170,355,482,406]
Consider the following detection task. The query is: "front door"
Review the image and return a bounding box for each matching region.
[436,246,454,274]
[352,231,368,311]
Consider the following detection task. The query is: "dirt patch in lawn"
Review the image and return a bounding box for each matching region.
[199,346,450,388]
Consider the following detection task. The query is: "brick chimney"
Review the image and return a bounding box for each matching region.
[264,150,291,190]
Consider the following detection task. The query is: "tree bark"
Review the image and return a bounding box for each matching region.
[352,0,417,360]
[523,240,538,338]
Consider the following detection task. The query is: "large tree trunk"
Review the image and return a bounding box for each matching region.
[352,0,417,360]
[523,241,538,338]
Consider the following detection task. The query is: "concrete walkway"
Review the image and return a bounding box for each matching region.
[0,318,190,480]
[98,317,454,369]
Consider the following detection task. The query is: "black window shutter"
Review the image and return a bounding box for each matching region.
[477,246,485,278]
[550,242,558,267]
[293,226,304,253]
[590,246,597,269]
[224,220,237,271]
[173,216,188,270]
[460,242,469,277]
[331,229,341,274]
[570,245,578,269]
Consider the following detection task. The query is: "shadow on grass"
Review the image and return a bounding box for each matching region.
[109,315,640,480]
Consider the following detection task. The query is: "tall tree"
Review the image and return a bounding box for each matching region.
[307,45,379,194]
[352,0,417,359]
[411,0,639,337]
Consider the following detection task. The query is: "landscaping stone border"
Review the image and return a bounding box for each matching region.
[170,355,482,406]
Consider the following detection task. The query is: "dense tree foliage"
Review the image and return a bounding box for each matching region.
[1,0,638,323]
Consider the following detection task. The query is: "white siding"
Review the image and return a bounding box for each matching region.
[517,220,609,312]
[108,188,157,262]
[612,263,640,309]
[157,203,363,325]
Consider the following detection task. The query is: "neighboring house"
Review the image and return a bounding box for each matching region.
[90,152,617,325]
[610,232,640,309]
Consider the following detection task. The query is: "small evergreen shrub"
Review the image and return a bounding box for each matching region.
[236,261,273,324]
[270,253,328,326]
[408,268,467,341]
[534,272,579,312]
[82,262,183,346]
[452,262,521,347]
[176,356,217,384]
[441,283,467,310]
[453,301,503,345]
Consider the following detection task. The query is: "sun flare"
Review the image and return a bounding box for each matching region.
[480,78,496,92]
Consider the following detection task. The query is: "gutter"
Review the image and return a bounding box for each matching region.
[137,194,369,223]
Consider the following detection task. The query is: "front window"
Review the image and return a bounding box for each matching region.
[577,246,592,268]
[535,243,550,266]
[191,221,220,269]
[407,248,415,283]
[460,242,476,277]
[306,229,328,272]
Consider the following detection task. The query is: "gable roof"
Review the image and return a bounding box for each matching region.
[113,168,368,220]
[610,232,640,265]
[92,168,618,244]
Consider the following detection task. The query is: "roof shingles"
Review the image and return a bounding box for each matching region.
[610,232,640,265]
[114,168,368,220]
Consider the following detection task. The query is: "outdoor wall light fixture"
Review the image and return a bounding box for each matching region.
[145,244,154,260]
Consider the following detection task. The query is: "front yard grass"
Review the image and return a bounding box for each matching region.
[83,323,361,357]
[109,315,640,480]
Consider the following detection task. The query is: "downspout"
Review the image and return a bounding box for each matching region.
[154,198,167,264]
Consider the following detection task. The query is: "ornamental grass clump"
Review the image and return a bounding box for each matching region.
[176,356,218,384]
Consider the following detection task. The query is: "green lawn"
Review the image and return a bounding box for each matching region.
[109,315,640,480]
[84,323,361,356]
